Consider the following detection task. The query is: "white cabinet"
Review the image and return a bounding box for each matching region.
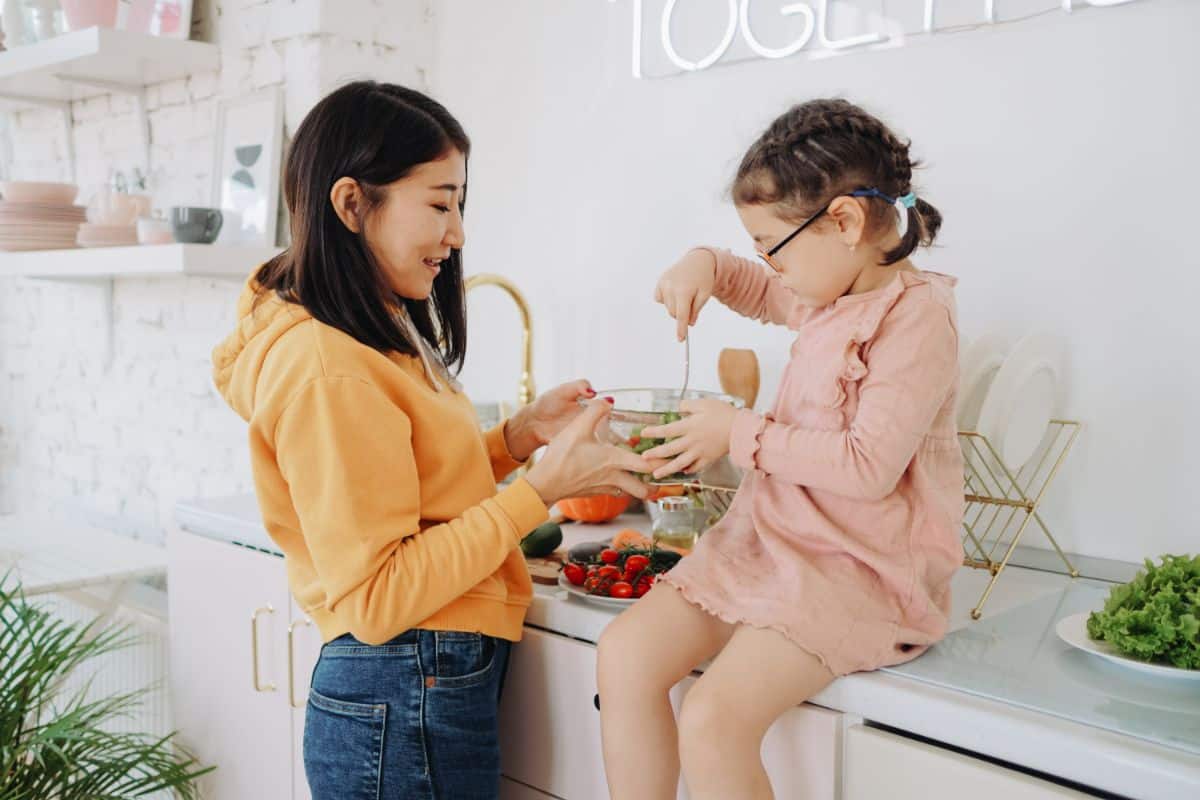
[497,627,840,800]
[168,529,320,800]
[843,725,1092,800]
[499,626,609,800]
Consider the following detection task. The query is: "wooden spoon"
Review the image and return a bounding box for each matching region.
[718,348,760,409]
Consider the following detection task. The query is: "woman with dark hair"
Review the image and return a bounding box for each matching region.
[212,81,649,799]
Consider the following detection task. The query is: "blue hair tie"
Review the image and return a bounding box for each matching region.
[850,187,917,236]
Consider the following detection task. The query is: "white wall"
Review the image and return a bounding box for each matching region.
[0,0,433,543]
[434,0,1199,563]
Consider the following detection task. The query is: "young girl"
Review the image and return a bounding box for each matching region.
[598,98,964,800]
[212,81,650,800]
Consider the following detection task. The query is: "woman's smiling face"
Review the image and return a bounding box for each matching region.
[362,151,467,301]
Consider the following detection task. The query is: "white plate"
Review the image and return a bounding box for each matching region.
[1056,613,1200,681]
[956,332,1008,431]
[975,332,1062,473]
[558,572,636,608]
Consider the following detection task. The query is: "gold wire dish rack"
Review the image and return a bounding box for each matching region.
[958,420,1082,619]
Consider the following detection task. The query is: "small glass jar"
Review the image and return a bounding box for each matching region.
[652,496,699,553]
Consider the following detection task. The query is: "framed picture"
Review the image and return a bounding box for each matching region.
[212,87,283,247]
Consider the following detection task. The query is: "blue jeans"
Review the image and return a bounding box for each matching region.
[303,629,512,800]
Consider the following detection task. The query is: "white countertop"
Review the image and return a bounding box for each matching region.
[0,513,166,595]
[175,497,1200,800]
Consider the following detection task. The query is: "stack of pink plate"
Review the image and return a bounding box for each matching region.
[77,223,139,248]
[0,201,87,251]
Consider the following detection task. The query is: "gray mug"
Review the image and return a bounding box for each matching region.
[170,207,223,244]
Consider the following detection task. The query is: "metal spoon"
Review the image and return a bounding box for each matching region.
[679,328,690,402]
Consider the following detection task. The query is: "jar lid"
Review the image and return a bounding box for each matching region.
[657,496,690,512]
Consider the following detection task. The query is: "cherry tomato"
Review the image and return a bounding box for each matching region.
[634,581,652,598]
[584,576,601,592]
[628,436,641,447]
[563,563,586,586]
[609,581,634,599]
[600,548,620,564]
[624,555,650,574]
[598,565,621,580]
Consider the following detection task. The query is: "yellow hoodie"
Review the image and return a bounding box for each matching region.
[212,277,549,645]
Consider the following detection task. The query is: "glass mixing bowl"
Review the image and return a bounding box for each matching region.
[585,388,744,484]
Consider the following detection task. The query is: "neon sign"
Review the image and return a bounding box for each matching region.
[610,0,1142,78]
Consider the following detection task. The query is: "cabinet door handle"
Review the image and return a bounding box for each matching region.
[250,605,277,692]
[594,693,600,711]
[288,618,313,709]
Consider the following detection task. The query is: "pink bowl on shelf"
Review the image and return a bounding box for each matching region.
[62,0,119,31]
[136,216,174,245]
[0,182,79,206]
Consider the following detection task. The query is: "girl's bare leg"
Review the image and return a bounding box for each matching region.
[678,625,836,800]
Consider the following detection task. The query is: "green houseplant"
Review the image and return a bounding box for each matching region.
[1,577,212,798]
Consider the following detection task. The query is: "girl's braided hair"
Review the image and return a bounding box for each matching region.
[733,98,941,265]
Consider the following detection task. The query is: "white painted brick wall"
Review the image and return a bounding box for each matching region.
[0,0,434,544]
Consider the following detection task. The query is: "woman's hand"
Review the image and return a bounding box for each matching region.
[640,398,737,479]
[654,249,718,342]
[524,400,652,505]
[504,379,595,462]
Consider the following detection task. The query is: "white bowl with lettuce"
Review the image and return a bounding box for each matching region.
[1056,554,1200,679]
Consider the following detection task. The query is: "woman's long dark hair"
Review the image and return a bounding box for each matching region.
[256,81,469,371]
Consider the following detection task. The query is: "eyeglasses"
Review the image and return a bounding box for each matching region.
[755,200,832,273]
[754,188,901,273]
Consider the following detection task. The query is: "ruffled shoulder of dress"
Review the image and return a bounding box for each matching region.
[830,270,956,408]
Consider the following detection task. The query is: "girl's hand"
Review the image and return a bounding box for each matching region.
[504,380,595,462]
[654,249,718,342]
[524,400,652,505]
[640,399,737,479]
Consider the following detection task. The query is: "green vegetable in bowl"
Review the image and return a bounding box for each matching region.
[623,411,689,480]
[1086,553,1200,669]
[626,411,682,455]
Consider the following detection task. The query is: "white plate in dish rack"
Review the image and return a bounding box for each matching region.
[1055,613,1200,681]
[975,332,1062,473]
[957,332,1008,432]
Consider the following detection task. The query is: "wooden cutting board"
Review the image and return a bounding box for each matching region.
[525,549,566,585]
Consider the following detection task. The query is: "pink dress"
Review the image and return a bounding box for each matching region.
[660,248,965,676]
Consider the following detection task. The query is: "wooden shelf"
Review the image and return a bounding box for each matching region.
[0,27,220,109]
[0,244,282,280]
